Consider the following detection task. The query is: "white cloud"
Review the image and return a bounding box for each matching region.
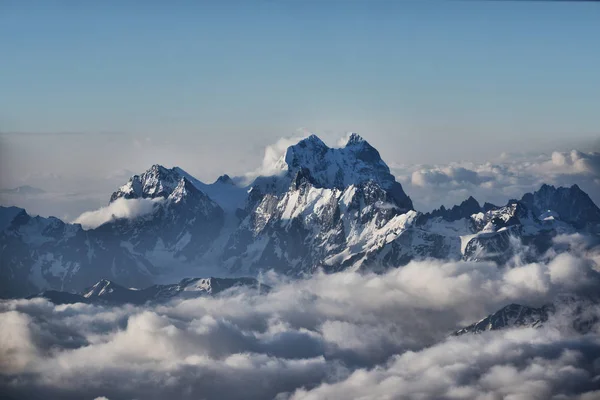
[392,150,600,211]
[411,166,490,187]
[0,244,599,399]
[245,134,309,181]
[289,328,600,400]
[72,197,164,229]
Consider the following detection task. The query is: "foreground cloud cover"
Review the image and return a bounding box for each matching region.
[2,236,600,399]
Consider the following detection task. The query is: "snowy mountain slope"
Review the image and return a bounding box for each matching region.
[454,295,600,336]
[0,175,227,298]
[105,176,225,262]
[222,174,414,274]
[225,160,597,274]
[453,303,553,335]
[29,276,265,305]
[252,134,414,211]
[414,185,599,265]
[2,134,599,298]
[0,206,158,298]
[173,168,249,213]
[111,164,248,213]
[461,192,591,264]
[219,135,418,274]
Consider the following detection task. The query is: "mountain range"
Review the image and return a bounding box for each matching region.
[28,276,266,305]
[1,133,599,298]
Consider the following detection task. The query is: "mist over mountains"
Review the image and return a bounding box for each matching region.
[2,134,598,299]
[1,134,600,399]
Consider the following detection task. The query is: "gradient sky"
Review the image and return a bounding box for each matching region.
[1,0,599,186]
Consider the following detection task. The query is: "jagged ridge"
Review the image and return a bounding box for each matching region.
[29,277,266,305]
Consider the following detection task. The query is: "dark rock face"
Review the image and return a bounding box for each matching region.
[215,174,234,185]
[520,184,600,228]
[421,196,483,223]
[483,202,498,212]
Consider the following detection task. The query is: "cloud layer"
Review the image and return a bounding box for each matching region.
[1,239,600,399]
[392,150,600,211]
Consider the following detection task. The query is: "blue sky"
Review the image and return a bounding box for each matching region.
[1,0,599,180]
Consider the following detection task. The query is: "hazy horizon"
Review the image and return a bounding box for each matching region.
[2,1,599,198]
[1,130,599,222]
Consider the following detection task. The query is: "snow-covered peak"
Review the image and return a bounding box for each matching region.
[112,165,248,213]
[109,133,413,213]
[343,132,366,147]
[110,164,182,203]
[167,177,193,204]
[267,134,413,211]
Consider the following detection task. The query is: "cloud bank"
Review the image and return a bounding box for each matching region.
[73,197,163,229]
[392,150,600,211]
[1,239,600,399]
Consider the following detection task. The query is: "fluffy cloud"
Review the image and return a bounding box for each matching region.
[289,328,600,400]
[1,244,599,399]
[411,166,491,187]
[72,197,164,229]
[247,134,310,180]
[392,150,600,211]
